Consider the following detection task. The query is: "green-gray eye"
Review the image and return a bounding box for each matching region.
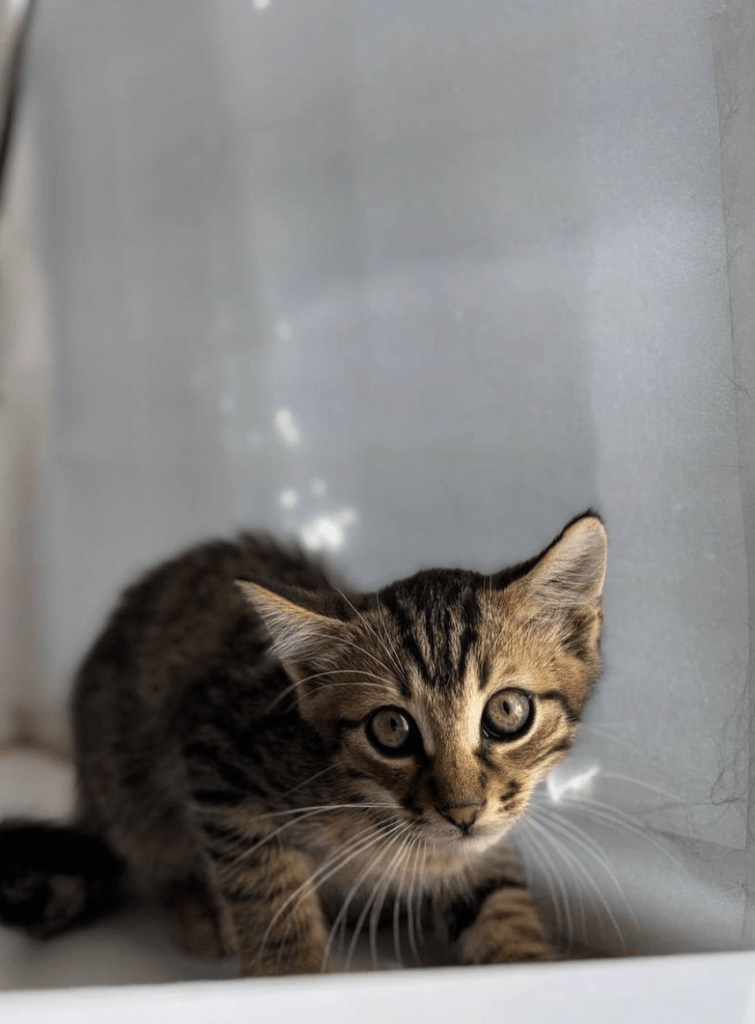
[482,689,533,740]
[366,706,417,757]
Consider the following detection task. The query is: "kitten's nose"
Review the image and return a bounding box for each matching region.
[439,804,482,832]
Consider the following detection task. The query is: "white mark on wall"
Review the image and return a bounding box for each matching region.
[310,478,327,497]
[274,408,300,446]
[280,489,298,509]
[300,508,357,552]
[275,319,293,343]
[546,765,599,804]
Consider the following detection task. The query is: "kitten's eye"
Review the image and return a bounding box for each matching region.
[482,689,533,740]
[366,706,417,757]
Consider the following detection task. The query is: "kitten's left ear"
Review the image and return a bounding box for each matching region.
[520,512,607,608]
[504,512,607,660]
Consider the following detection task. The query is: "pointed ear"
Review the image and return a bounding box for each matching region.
[235,577,344,670]
[506,513,607,661]
[521,513,607,609]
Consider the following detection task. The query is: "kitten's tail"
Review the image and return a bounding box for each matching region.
[0,820,124,938]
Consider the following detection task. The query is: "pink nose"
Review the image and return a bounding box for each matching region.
[439,805,482,831]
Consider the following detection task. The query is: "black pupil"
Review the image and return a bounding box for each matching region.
[499,698,517,720]
[384,712,407,741]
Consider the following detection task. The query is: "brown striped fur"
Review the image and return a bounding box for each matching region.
[0,513,606,974]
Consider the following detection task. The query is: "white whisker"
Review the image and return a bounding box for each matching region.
[405,836,424,963]
[414,842,428,949]
[525,818,578,949]
[259,821,403,967]
[525,816,625,949]
[337,590,408,687]
[392,833,418,966]
[374,597,411,688]
[322,822,407,969]
[224,805,394,871]
[367,830,413,969]
[597,771,683,804]
[517,826,568,945]
[280,763,339,797]
[265,670,398,715]
[563,795,680,865]
[367,833,410,970]
[344,828,409,971]
[247,802,395,821]
[531,805,637,929]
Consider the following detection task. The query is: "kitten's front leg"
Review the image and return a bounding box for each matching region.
[442,845,557,965]
[202,827,330,977]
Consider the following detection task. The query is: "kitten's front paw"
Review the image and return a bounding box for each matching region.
[165,880,225,960]
[458,922,558,965]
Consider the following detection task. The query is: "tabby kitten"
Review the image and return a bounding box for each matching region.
[0,511,606,975]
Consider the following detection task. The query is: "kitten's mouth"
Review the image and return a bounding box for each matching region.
[418,818,504,855]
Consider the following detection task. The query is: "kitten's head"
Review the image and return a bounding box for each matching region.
[238,512,606,855]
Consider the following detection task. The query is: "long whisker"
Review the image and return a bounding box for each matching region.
[525,816,625,949]
[265,670,397,715]
[405,836,424,963]
[521,825,587,942]
[225,805,394,870]
[562,795,680,865]
[259,815,403,966]
[344,828,409,971]
[525,818,579,950]
[531,806,637,929]
[578,725,646,756]
[595,771,683,804]
[337,590,408,686]
[330,601,404,683]
[367,831,413,969]
[247,803,395,821]
[516,826,567,946]
[374,597,411,687]
[416,842,428,948]
[335,639,397,679]
[256,828,378,968]
[280,763,339,797]
[392,832,417,966]
[259,821,404,968]
[322,822,408,969]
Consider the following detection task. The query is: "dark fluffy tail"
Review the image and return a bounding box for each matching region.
[0,820,124,938]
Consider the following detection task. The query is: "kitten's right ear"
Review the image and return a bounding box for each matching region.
[236,577,364,729]
[235,578,344,670]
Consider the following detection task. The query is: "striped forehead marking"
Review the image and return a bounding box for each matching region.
[379,570,483,693]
